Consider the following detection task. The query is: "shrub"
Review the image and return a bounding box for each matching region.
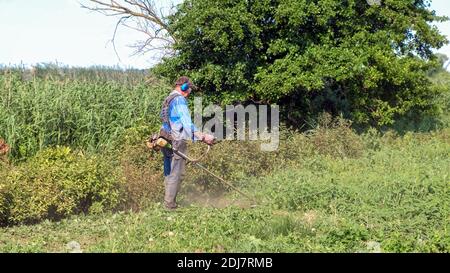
[0,182,11,226]
[305,113,365,158]
[118,143,165,211]
[1,147,123,226]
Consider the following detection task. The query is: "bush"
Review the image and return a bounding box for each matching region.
[0,147,124,226]
[305,113,365,158]
[390,81,450,133]
[118,143,165,211]
[0,183,11,226]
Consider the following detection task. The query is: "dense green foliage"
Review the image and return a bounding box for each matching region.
[154,0,448,126]
[1,128,448,252]
[391,62,450,132]
[0,147,123,226]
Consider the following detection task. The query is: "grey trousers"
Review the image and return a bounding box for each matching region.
[164,140,187,208]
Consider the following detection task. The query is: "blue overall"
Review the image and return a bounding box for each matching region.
[162,147,172,177]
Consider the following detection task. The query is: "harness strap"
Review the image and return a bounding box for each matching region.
[160,92,183,124]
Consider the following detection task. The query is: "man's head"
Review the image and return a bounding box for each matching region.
[174,76,194,97]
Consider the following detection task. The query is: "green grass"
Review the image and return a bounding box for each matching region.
[1,129,448,253]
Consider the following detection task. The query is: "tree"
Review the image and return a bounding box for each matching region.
[152,0,448,126]
[82,0,177,60]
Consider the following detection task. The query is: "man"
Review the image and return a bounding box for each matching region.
[159,76,214,210]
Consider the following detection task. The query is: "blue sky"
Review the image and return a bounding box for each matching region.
[0,0,449,69]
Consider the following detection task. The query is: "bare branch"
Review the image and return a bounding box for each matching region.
[81,0,178,62]
[111,15,131,62]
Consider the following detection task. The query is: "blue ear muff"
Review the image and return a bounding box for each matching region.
[181,83,190,92]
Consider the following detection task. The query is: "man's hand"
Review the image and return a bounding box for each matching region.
[202,133,215,145]
[194,132,215,145]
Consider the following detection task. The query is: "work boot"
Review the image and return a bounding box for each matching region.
[164,202,178,210]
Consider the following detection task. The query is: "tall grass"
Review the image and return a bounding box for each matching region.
[0,63,148,84]
[0,67,168,160]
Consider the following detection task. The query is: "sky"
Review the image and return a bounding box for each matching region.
[0,0,449,69]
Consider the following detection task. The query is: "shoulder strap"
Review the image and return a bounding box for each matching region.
[161,92,183,124]
[164,92,183,109]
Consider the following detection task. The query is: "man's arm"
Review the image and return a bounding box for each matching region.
[171,96,214,144]
[171,96,199,141]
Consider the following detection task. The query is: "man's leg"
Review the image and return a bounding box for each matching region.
[164,140,187,209]
[161,147,173,177]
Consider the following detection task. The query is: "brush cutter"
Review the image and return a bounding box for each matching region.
[146,134,256,204]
